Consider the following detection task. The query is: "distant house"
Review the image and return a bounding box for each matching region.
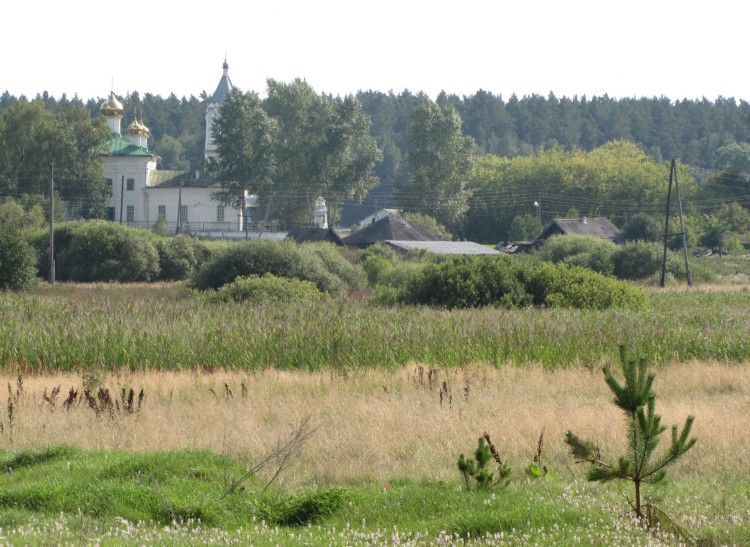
[537,217,625,244]
[286,227,344,245]
[342,213,445,248]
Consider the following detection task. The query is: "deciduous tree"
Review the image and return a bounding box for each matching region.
[400,95,474,231]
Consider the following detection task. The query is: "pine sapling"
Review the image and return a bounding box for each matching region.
[457,433,511,490]
[565,346,696,522]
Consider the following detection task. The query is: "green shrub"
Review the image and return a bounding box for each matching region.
[359,242,399,263]
[156,235,210,281]
[612,241,663,280]
[0,228,38,290]
[361,254,393,286]
[402,255,531,309]
[535,235,616,276]
[192,240,348,295]
[524,262,648,310]
[304,243,366,291]
[622,213,662,242]
[378,261,426,289]
[49,222,161,282]
[397,255,647,310]
[209,274,325,304]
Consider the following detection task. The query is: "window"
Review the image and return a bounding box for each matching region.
[157,205,166,219]
[179,205,188,224]
[216,205,225,223]
[107,206,115,221]
[126,205,135,222]
[106,178,113,187]
[126,178,135,191]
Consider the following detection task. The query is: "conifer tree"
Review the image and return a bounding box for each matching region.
[565,346,696,521]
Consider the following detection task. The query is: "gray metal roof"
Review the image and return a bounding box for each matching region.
[385,240,500,255]
[211,75,233,104]
[539,217,624,242]
[342,214,445,247]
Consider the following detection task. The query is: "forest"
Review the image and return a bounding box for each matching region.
[1,87,750,241]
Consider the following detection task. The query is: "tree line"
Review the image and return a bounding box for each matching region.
[2,87,750,243]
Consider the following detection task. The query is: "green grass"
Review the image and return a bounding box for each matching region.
[0,446,747,545]
[2,284,750,372]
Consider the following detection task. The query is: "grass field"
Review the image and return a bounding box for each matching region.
[1,279,749,544]
[2,282,750,373]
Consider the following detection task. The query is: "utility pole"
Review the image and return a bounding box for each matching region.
[48,164,55,284]
[119,175,124,224]
[660,159,692,287]
[177,180,183,233]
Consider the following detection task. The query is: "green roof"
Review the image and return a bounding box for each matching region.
[102,134,153,157]
[148,170,222,189]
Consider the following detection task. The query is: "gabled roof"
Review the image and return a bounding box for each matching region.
[538,217,624,242]
[386,240,499,255]
[286,227,344,245]
[342,214,446,247]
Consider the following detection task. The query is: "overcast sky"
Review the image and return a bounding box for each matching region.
[3,0,747,103]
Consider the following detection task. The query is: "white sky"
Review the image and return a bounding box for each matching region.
[3,0,747,103]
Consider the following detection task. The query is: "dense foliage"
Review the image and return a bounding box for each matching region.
[0,99,110,219]
[3,90,749,235]
[0,228,37,290]
[398,255,648,310]
[208,273,325,304]
[191,240,362,296]
[154,234,212,281]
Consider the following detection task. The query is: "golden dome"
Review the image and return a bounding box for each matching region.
[100,91,124,116]
[127,119,150,136]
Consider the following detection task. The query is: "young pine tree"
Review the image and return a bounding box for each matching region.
[457,433,511,490]
[565,346,696,521]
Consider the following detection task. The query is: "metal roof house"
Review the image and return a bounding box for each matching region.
[537,217,625,244]
[342,213,445,248]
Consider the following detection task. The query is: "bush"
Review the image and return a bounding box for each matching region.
[156,235,210,281]
[523,262,648,310]
[612,241,663,280]
[397,255,648,310]
[402,255,531,309]
[39,222,161,282]
[192,240,350,295]
[361,254,393,286]
[0,228,38,290]
[622,213,662,242]
[535,235,616,276]
[304,243,366,291]
[209,274,325,304]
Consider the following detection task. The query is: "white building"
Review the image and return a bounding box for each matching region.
[102,61,250,233]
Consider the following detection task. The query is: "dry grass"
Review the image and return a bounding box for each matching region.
[1,361,748,487]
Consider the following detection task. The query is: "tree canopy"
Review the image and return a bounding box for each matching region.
[398,95,475,231]
[206,80,381,227]
[0,99,110,219]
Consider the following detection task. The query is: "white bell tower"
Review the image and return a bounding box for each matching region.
[205,59,233,161]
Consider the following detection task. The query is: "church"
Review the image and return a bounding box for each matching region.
[101,61,256,233]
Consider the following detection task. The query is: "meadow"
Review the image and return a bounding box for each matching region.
[0,278,749,544]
